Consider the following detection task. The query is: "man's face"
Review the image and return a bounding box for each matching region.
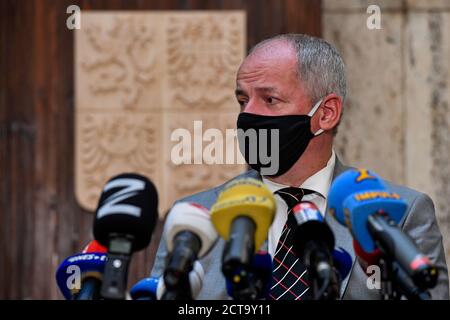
[235,41,311,117]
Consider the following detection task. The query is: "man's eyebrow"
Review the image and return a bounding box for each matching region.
[255,87,279,94]
[235,87,279,96]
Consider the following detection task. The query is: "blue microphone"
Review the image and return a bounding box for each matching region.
[226,251,272,300]
[328,168,388,227]
[328,168,438,290]
[56,252,107,300]
[130,277,159,300]
[331,247,352,281]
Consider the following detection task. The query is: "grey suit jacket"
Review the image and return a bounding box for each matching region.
[151,159,449,299]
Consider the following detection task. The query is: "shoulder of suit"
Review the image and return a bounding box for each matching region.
[383,179,428,206]
[337,162,427,206]
[175,169,261,209]
[337,166,432,229]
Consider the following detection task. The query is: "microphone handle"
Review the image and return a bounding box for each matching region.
[100,252,131,300]
[229,273,262,300]
[392,262,431,300]
[165,231,201,281]
[303,241,332,279]
[367,213,437,290]
[303,241,337,300]
[161,274,193,300]
[222,216,256,278]
[75,277,102,300]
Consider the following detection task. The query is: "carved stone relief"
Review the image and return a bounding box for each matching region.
[75,12,246,215]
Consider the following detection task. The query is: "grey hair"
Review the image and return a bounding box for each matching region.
[249,34,347,104]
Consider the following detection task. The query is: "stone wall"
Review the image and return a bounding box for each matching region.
[323,0,450,275]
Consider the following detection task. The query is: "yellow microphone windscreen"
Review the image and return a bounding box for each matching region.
[210,178,276,251]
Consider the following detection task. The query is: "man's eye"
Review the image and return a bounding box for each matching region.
[238,99,247,107]
[266,97,277,104]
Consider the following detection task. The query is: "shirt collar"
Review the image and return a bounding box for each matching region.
[262,150,336,200]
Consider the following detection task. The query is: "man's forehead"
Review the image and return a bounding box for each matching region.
[237,40,298,83]
[240,40,297,70]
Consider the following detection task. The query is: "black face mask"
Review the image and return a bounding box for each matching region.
[236,99,323,177]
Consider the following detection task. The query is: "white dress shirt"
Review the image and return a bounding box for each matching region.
[262,150,336,257]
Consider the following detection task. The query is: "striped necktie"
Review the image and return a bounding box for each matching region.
[269,187,315,300]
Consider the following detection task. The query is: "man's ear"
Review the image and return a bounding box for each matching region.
[318,93,342,132]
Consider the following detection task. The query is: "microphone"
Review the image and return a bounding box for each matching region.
[93,173,158,300]
[328,169,438,291]
[82,240,107,254]
[328,168,387,226]
[352,239,382,267]
[162,202,217,300]
[331,247,353,281]
[353,240,431,300]
[226,251,272,300]
[365,212,437,290]
[55,240,107,300]
[130,277,159,300]
[291,201,337,299]
[158,261,205,300]
[210,178,276,290]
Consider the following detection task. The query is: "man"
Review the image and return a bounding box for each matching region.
[151,34,449,299]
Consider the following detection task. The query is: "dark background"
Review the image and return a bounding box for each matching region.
[0,0,321,299]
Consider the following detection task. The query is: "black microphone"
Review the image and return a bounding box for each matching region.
[390,261,431,300]
[353,240,431,300]
[291,202,337,300]
[93,173,158,300]
[366,212,438,290]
